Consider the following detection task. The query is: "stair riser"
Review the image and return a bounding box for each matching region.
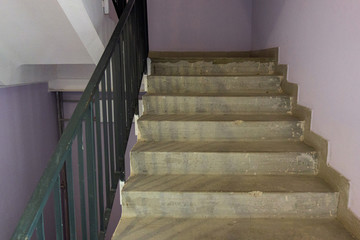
[143,96,292,114]
[138,121,304,141]
[147,76,282,94]
[151,60,276,75]
[122,192,338,218]
[131,152,318,175]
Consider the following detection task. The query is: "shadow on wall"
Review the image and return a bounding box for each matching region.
[147,0,253,51]
[251,0,287,50]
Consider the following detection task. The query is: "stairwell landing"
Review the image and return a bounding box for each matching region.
[112,52,357,239]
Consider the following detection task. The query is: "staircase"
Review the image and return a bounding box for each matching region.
[113,54,356,239]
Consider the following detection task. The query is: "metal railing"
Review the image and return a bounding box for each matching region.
[11,0,148,238]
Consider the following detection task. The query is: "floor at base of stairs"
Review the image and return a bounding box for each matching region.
[112,217,355,240]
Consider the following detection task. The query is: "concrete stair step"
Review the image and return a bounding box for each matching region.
[131,140,318,175]
[147,75,283,94]
[143,93,292,114]
[137,114,304,141]
[151,58,276,75]
[122,175,338,218]
[113,218,356,240]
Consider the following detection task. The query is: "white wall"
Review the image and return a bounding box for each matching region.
[0,0,116,86]
[81,0,117,46]
[252,0,360,218]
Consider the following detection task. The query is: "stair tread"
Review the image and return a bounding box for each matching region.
[151,57,275,62]
[132,140,315,153]
[148,74,283,78]
[145,92,288,97]
[123,175,334,193]
[113,217,355,240]
[139,113,300,122]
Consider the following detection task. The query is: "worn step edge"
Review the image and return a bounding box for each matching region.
[131,151,318,175]
[122,191,338,218]
[147,75,283,94]
[143,95,292,114]
[151,60,276,74]
[137,120,304,141]
[131,140,312,152]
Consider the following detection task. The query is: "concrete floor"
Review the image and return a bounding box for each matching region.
[113,217,356,240]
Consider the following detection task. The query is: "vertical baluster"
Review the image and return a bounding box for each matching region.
[85,105,98,240]
[102,70,111,208]
[143,0,149,56]
[77,124,87,240]
[107,61,116,189]
[113,39,126,181]
[65,149,76,240]
[123,22,132,131]
[127,16,136,125]
[54,176,64,240]
[134,2,142,97]
[36,213,45,240]
[94,89,105,231]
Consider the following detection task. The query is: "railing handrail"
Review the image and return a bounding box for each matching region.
[12,0,139,238]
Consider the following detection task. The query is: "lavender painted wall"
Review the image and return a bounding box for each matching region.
[252,0,360,218]
[0,83,58,239]
[147,0,252,51]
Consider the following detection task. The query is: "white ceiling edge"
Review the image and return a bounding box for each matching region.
[0,64,57,86]
[48,77,114,92]
[48,78,89,92]
[0,0,112,86]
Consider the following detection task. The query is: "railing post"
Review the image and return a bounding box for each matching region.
[85,105,99,240]
[65,150,76,240]
[94,89,105,232]
[77,124,88,240]
[112,40,126,181]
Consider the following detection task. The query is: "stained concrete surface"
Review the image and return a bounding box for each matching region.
[113,218,356,240]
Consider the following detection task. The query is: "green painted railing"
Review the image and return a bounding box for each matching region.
[11,0,148,239]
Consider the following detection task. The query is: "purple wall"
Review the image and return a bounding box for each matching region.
[0,83,58,239]
[147,0,252,51]
[252,0,360,218]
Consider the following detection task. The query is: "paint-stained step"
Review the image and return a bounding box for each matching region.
[121,175,338,218]
[113,218,356,240]
[147,75,283,94]
[143,93,292,114]
[131,141,318,175]
[137,114,304,141]
[151,58,276,75]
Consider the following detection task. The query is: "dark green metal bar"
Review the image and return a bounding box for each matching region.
[85,105,99,240]
[36,213,45,240]
[102,69,111,208]
[130,13,138,117]
[65,150,76,240]
[94,89,105,231]
[112,40,126,180]
[126,18,135,129]
[142,0,149,59]
[77,124,87,240]
[54,176,64,240]
[107,61,116,189]
[118,31,131,159]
